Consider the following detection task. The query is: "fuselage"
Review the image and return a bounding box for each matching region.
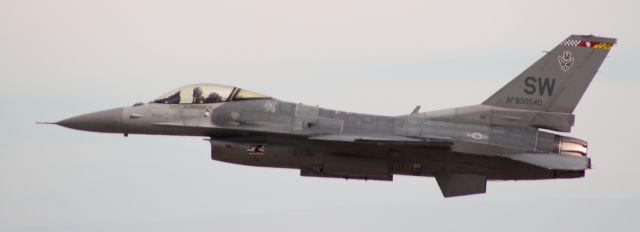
[58,98,586,181]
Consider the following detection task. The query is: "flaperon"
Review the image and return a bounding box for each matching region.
[47,34,616,197]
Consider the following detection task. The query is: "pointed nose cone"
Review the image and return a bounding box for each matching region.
[57,107,124,133]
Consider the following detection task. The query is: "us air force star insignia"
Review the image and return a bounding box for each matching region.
[558,51,575,72]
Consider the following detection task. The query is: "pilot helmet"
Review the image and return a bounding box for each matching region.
[192,87,203,97]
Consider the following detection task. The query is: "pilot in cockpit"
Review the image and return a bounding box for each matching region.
[205,92,221,103]
[192,87,205,104]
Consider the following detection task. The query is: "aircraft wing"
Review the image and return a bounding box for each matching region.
[152,122,298,138]
[153,122,453,148]
[308,134,453,148]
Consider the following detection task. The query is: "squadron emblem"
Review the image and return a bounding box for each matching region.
[558,51,575,72]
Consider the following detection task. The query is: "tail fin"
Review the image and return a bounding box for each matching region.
[483,34,616,113]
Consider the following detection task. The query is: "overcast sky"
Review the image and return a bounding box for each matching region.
[1,0,639,231]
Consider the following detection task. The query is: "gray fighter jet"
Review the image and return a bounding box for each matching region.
[47,34,616,197]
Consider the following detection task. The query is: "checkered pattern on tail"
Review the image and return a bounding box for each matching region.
[562,39,580,46]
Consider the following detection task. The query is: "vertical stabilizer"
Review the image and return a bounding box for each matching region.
[483,35,616,113]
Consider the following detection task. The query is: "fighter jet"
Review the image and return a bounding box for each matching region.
[46,35,616,197]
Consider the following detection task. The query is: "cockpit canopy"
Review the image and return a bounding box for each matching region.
[152,83,271,104]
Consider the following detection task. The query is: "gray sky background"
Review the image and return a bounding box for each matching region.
[1,0,638,231]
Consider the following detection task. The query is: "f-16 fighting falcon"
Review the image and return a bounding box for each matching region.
[45,35,616,197]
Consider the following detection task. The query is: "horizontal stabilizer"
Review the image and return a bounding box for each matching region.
[510,153,590,171]
[435,173,487,197]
